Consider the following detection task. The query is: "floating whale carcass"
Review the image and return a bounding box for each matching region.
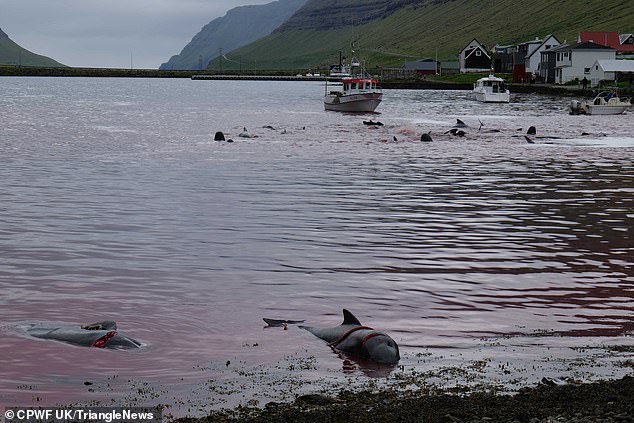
[265,309,400,364]
[22,320,142,349]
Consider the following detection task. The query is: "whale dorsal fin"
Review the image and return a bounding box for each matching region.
[342,309,362,326]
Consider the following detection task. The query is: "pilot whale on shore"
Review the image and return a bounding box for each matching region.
[21,320,142,349]
[264,309,400,364]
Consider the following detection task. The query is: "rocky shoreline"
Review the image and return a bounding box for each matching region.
[176,375,634,423]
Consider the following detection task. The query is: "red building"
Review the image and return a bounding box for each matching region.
[578,32,634,53]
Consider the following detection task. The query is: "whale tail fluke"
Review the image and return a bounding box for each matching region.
[263,318,305,327]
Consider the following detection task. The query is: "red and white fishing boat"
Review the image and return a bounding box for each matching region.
[324,77,383,112]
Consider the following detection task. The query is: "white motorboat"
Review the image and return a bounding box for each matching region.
[324,77,382,112]
[473,74,510,103]
[569,91,631,115]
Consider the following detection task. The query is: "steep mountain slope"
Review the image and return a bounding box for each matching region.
[0,28,66,67]
[221,0,634,71]
[277,0,420,30]
[160,0,306,70]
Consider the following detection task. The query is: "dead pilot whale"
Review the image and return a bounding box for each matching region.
[265,309,400,364]
[24,320,142,349]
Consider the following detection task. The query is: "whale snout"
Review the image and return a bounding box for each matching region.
[365,335,400,364]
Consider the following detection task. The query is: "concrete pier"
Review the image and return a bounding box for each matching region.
[191,74,327,81]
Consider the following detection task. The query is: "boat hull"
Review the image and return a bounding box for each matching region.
[585,104,629,115]
[324,93,382,112]
[473,90,510,103]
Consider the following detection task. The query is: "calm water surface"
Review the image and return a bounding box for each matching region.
[0,78,633,413]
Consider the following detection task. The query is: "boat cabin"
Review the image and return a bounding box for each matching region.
[477,78,507,93]
[342,78,378,92]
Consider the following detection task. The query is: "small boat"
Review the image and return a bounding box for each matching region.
[569,91,631,115]
[473,74,510,103]
[324,77,383,112]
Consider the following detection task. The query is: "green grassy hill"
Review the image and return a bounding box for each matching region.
[216,0,634,71]
[0,28,66,67]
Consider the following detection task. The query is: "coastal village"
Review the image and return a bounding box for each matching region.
[399,31,634,88]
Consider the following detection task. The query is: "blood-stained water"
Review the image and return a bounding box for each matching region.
[1,78,632,415]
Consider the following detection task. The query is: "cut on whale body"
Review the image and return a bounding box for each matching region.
[24,321,142,349]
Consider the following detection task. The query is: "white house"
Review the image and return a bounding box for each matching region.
[525,34,561,76]
[589,59,634,87]
[516,37,543,67]
[552,41,616,84]
[459,39,491,73]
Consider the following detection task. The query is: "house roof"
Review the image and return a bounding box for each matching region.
[465,47,491,60]
[518,38,543,47]
[596,59,634,72]
[579,31,634,52]
[441,61,460,70]
[579,31,620,48]
[552,41,615,51]
[459,38,486,54]
[494,44,515,54]
[620,34,633,44]
[403,59,438,70]
[526,34,561,59]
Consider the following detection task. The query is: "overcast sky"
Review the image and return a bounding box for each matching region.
[0,0,273,69]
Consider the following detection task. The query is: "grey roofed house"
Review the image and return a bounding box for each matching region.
[594,59,634,72]
[588,59,634,86]
[619,33,633,44]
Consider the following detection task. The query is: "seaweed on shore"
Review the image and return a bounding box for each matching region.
[178,375,634,423]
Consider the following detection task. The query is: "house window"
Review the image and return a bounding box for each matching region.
[476,50,481,56]
[584,67,590,74]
